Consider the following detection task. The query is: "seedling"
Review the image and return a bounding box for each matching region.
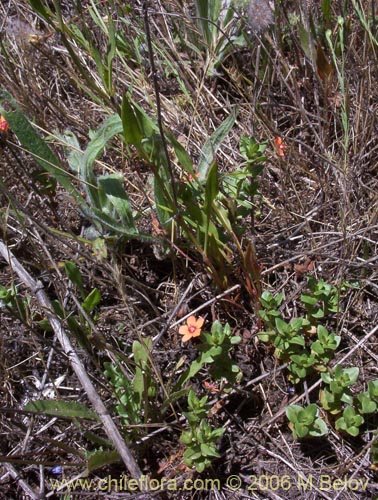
[272,317,306,359]
[180,419,225,472]
[286,404,328,439]
[288,352,316,384]
[301,277,340,322]
[355,392,377,415]
[319,387,344,415]
[368,381,378,402]
[311,326,341,370]
[335,406,364,437]
[0,282,31,324]
[321,366,359,399]
[258,290,284,330]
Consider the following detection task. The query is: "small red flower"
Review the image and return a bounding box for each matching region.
[274,136,286,157]
[0,115,9,134]
[178,315,204,342]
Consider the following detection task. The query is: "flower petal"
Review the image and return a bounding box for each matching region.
[179,325,189,336]
[194,317,205,328]
[182,332,191,342]
[186,315,197,326]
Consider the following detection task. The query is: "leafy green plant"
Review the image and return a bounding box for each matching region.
[272,317,306,359]
[258,280,344,375]
[286,404,328,439]
[335,406,364,437]
[177,320,242,388]
[180,389,225,472]
[221,136,267,232]
[180,419,225,472]
[319,366,358,416]
[192,0,246,76]
[319,386,344,415]
[104,338,156,437]
[311,326,341,370]
[321,366,359,399]
[354,392,377,415]
[0,282,31,324]
[183,389,211,426]
[47,261,101,352]
[301,276,340,322]
[368,380,378,402]
[287,352,316,384]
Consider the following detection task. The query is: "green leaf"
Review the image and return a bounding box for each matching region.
[97,174,136,230]
[301,294,318,305]
[25,400,99,420]
[200,443,220,458]
[82,288,101,314]
[310,417,328,437]
[286,404,302,423]
[64,261,85,298]
[198,107,238,181]
[298,22,316,60]
[300,404,318,424]
[356,392,376,414]
[368,380,378,400]
[205,161,219,210]
[275,317,288,336]
[295,423,309,438]
[121,94,144,150]
[28,0,52,22]
[81,114,123,209]
[87,449,120,472]
[203,161,219,253]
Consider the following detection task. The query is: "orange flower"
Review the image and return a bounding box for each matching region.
[274,136,286,157]
[0,115,9,134]
[178,315,204,342]
[203,381,220,393]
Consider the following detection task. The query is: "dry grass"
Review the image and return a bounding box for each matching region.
[0,0,377,499]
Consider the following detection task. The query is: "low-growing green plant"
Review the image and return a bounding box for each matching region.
[192,0,246,76]
[319,366,359,415]
[48,261,101,353]
[368,380,378,402]
[258,279,342,382]
[180,389,225,472]
[257,279,378,440]
[180,419,225,472]
[301,276,340,322]
[321,366,359,399]
[310,326,341,370]
[335,406,364,437]
[319,386,344,415]
[177,319,242,388]
[0,282,31,324]
[257,290,284,328]
[104,338,157,438]
[354,392,377,415]
[287,352,316,384]
[286,404,328,439]
[271,317,306,359]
